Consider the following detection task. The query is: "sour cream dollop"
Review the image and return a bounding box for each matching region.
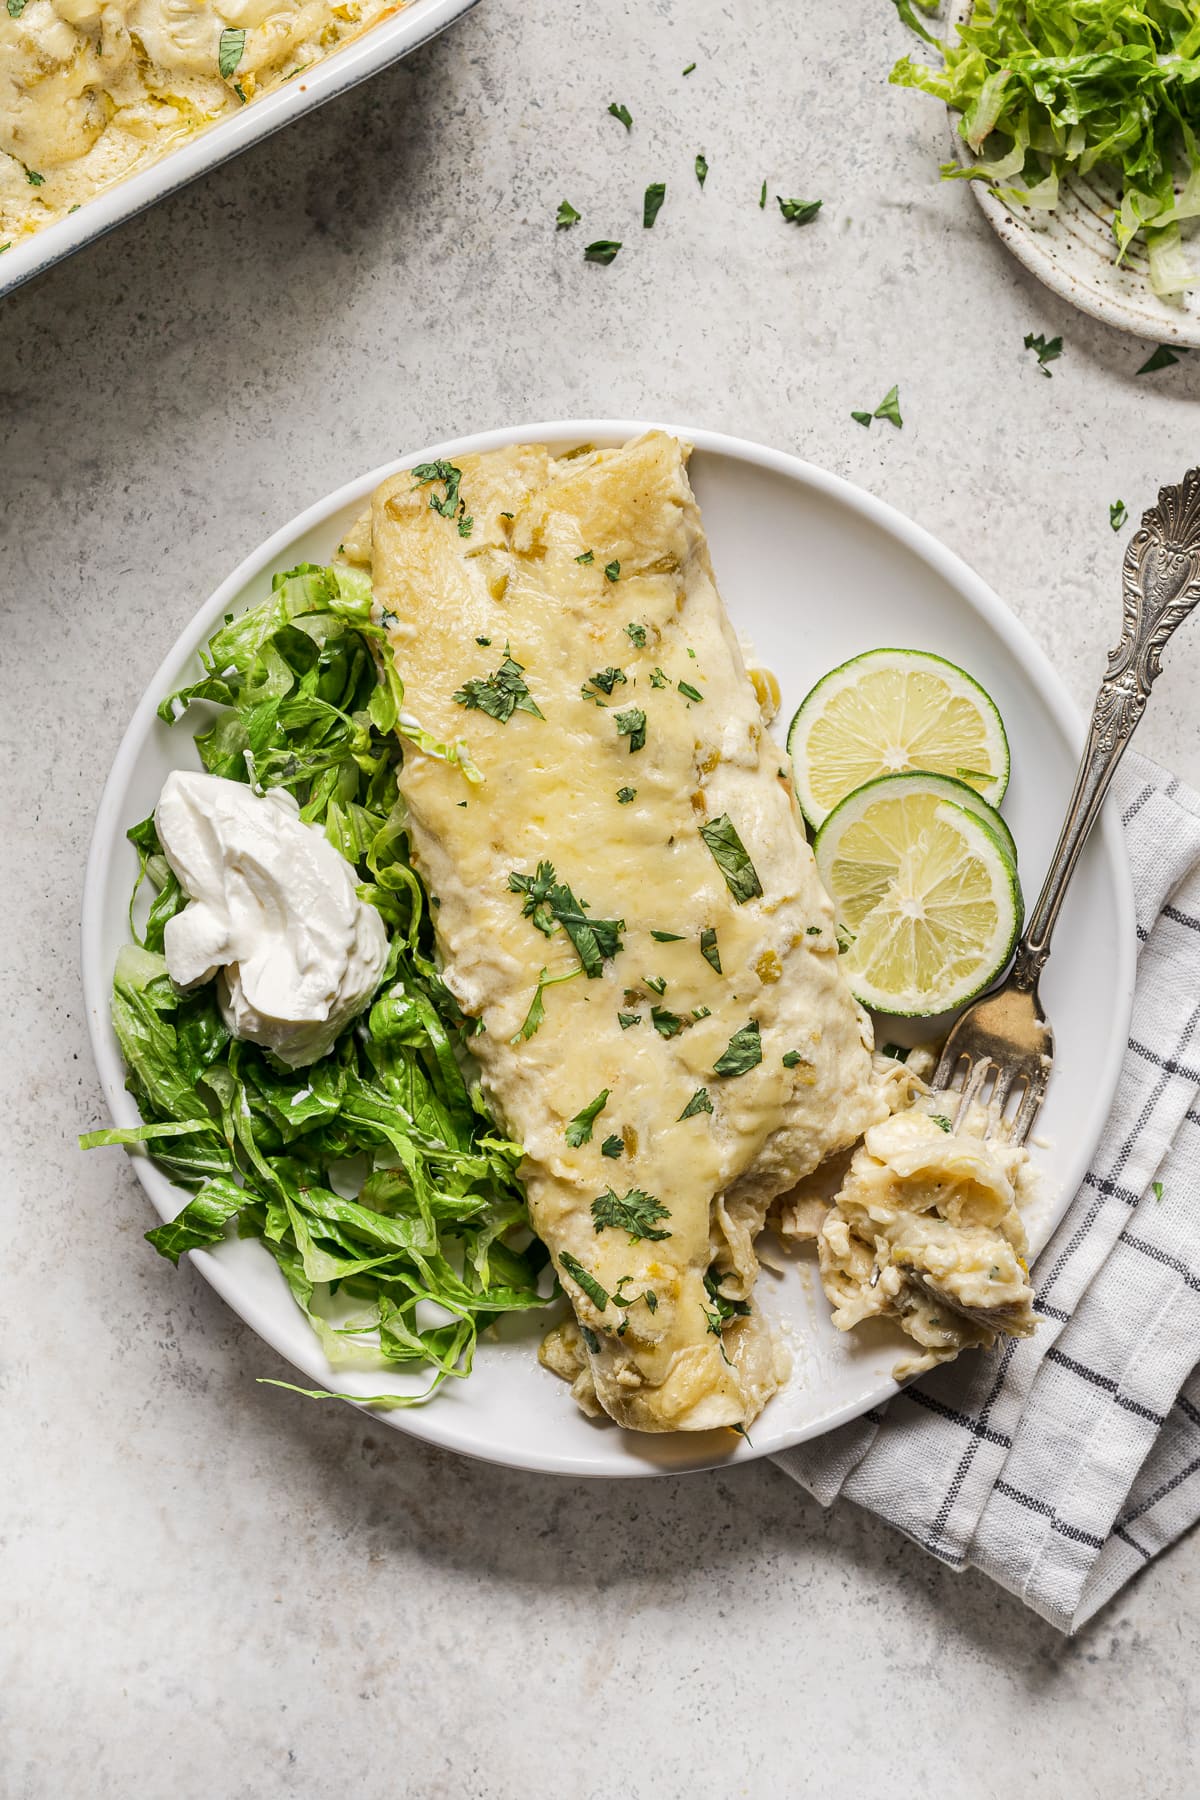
[155,770,389,1069]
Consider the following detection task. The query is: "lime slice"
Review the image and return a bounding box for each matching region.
[788,648,1010,829]
[813,778,1024,1017]
[836,769,1019,871]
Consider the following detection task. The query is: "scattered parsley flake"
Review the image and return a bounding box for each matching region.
[591,1188,672,1243]
[778,197,821,224]
[475,635,492,646]
[616,786,637,804]
[624,621,646,647]
[644,975,667,995]
[644,182,666,229]
[650,930,684,942]
[645,1290,659,1313]
[699,814,763,903]
[704,1267,752,1325]
[781,1050,805,1068]
[576,548,595,565]
[454,648,543,722]
[510,965,580,1044]
[565,1088,611,1148]
[683,61,696,75]
[851,409,873,427]
[617,1011,641,1029]
[931,1114,954,1133]
[695,152,709,188]
[508,863,624,976]
[412,459,470,528]
[649,667,668,689]
[584,240,622,266]
[601,1134,624,1159]
[678,680,703,703]
[556,199,581,229]
[1024,332,1062,377]
[713,1020,762,1077]
[608,101,633,131]
[699,927,722,974]
[874,384,903,427]
[615,706,646,753]
[692,1005,711,1020]
[559,1251,609,1311]
[1153,1180,1164,1202]
[759,179,767,209]
[806,925,822,936]
[651,1005,685,1038]
[218,26,246,80]
[26,168,45,186]
[1137,344,1183,375]
[589,665,627,695]
[1110,499,1128,532]
[679,1087,713,1120]
[580,1323,601,1353]
[7,0,28,14]
[604,559,621,582]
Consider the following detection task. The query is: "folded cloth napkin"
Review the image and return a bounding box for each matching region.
[773,752,1200,1634]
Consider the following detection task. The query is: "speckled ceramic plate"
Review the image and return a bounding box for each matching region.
[82,421,1135,1478]
[945,0,1200,347]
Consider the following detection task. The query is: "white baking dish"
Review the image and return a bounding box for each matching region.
[0,0,479,301]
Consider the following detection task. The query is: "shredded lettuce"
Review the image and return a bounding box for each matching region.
[891,2,1200,295]
[82,562,549,1404]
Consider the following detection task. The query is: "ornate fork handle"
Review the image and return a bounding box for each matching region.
[1011,468,1200,993]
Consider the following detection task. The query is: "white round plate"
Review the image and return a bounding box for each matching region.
[82,420,1135,1478]
[945,0,1200,346]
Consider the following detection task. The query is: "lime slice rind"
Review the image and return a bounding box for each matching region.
[787,647,1011,829]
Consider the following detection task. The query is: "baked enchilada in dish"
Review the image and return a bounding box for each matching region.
[352,431,889,1431]
[1,0,406,243]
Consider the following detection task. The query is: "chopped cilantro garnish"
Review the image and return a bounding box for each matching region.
[644,182,666,229]
[679,1087,713,1120]
[781,1050,805,1068]
[683,60,696,75]
[1024,332,1062,377]
[1137,344,1182,375]
[601,1134,624,1159]
[624,621,646,647]
[704,1267,752,1324]
[615,706,646,752]
[879,1043,907,1060]
[589,665,627,694]
[7,0,28,14]
[508,863,624,976]
[576,549,595,564]
[565,1088,611,1148]
[475,635,492,645]
[584,240,622,265]
[580,1323,601,1353]
[1110,499,1128,532]
[851,409,873,427]
[645,1290,659,1313]
[778,196,821,224]
[699,927,722,973]
[651,1005,684,1038]
[617,1012,641,1029]
[649,668,668,688]
[608,101,633,130]
[650,930,684,942]
[678,680,703,703]
[559,1251,609,1311]
[758,179,767,209]
[616,786,637,804]
[454,647,543,722]
[874,384,903,427]
[644,975,667,995]
[1153,1180,1164,1202]
[591,1187,672,1243]
[695,151,709,188]
[556,199,581,229]
[806,925,821,936]
[713,1021,762,1077]
[692,1005,711,1020]
[511,965,581,1044]
[26,169,44,186]
[604,559,621,582]
[218,26,246,79]
[699,814,763,903]
[930,1114,954,1133]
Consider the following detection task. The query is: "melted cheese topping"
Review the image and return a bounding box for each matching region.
[363,431,885,1433]
[0,0,406,239]
[816,1107,1037,1377]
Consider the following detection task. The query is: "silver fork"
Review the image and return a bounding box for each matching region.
[933,468,1200,1143]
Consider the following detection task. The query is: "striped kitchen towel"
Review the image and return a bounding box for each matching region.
[773,752,1200,1634]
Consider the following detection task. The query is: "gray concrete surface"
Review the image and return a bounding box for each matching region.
[3,1,1198,1795]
